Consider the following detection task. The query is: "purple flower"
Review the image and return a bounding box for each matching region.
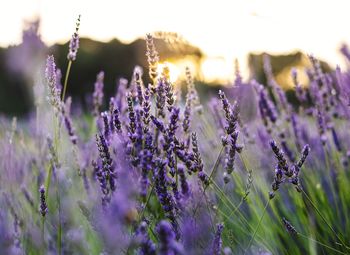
[67,15,81,61]
[127,92,137,143]
[145,34,159,88]
[282,218,297,236]
[164,107,180,176]
[132,66,144,106]
[113,108,122,133]
[39,185,48,217]
[316,108,327,145]
[225,131,239,174]
[183,92,193,134]
[178,166,189,197]
[291,68,307,103]
[256,83,278,124]
[211,223,224,255]
[92,160,109,206]
[96,133,116,193]
[156,220,184,254]
[45,55,62,112]
[270,140,291,176]
[156,78,166,118]
[93,71,105,117]
[137,221,156,255]
[101,111,110,141]
[163,66,175,112]
[62,102,77,145]
[331,127,342,152]
[151,115,166,133]
[154,160,179,238]
[142,88,151,134]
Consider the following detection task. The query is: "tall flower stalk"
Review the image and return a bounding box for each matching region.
[62,15,81,101]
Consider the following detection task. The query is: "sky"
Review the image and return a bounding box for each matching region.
[1,0,350,81]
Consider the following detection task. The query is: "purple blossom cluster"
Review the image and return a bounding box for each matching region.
[3,25,350,255]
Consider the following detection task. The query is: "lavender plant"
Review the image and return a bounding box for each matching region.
[2,23,350,255]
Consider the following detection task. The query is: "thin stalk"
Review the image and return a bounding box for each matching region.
[205,145,225,191]
[298,233,347,255]
[56,177,62,255]
[217,206,273,253]
[322,145,341,218]
[41,217,45,251]
[139,183,155,221]
[301,188,349,250]
[244,199,270,255]
[45,115,59,200]
[62,60,72,101]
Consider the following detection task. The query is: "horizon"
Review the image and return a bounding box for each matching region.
[2,0,350,81]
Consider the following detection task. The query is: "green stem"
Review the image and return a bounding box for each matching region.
[244,199,270,255]
[41,217,45,250]
[139,183,155,221]
[205,145,225,191]
[62,60,72,102]
[298,233,347,255]
[56,178,62,255]
[322,145,341,218]
[301,188,348,250]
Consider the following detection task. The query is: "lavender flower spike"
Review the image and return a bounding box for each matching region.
[156,220,184,255]
[270,140,291,176]
[45,55,62,113]
[93,71,105,117]
[67,15,81,61]
[282,218,298,236]
[297,144,310,169]
[145,33,159,87]
[39,185,48,217]
[212,223,224,255]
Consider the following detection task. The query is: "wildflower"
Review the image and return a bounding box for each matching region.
[145,34,159,88]
[257,84,278,124]
[185,67,202,113]
[96,134,116,192]
[212,223,224,255]
[101,111,110,141]
[156,220,183,254]
[93,71,105,117]
[183,92,193,134]
[67,15,81,61]
[156,78,166,118]
[92,160,109,206]
[331,127,342,152]
[137,221,156,255]
[270,140,291,176]
[127,92,137,143]
[178,166,189,197]
[164,107,180,176]
[163,65,175,112]
[132,66,144,106]
[225,131,239,174]
[39,185,48,217]
[45,55,62,113]
[113,108,122,133]
[142,87,151,134]
[316,108,327,145]
[62,101,77,145]
[154,160,179,238]
[291,68,306,103]
[282,218,298,236]
[191,132,203,173]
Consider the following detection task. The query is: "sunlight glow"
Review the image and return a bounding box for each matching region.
[157,62,181,83]
[1,0,350,82]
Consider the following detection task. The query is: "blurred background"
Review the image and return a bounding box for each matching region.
[1,0,350,116]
